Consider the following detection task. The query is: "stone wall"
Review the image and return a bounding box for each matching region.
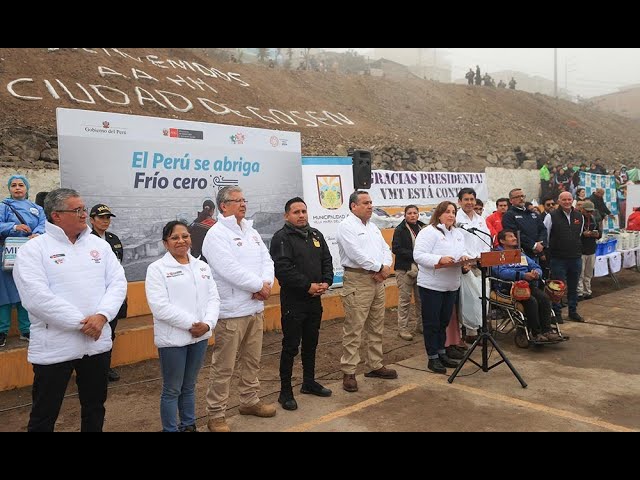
[485,167,540,205]
[0,168,60,199]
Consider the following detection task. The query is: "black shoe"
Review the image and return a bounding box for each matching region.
[427,358,447,375]
[445,346,465,360]
[439,354,460,368]
[568,312,585,323]
[181,425,198,432]
[583,294,593,300]
[300,381,332,397]
[0,332,6,347]
[278,393,298,411]
[553,313,564,324]
[107,368,120,382]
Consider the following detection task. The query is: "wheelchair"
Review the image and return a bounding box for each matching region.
[488,277,569,349]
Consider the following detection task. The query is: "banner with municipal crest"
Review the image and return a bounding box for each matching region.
[302,157,354,286]
[580,172,619,232]
[57,108,302,281]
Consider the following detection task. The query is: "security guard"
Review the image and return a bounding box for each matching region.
[90,204,128,382]
[269,197,334,411]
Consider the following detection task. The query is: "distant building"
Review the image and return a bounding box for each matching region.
[369,58,412,79]
[591,85,640,120]
[373,48,452,82]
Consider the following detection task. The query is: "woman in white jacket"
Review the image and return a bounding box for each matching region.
[414,202,471,375]
[145,221,220,432]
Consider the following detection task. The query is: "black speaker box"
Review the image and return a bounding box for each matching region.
[352,150,372,189]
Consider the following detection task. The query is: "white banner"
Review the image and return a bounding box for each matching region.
[57,108,302,281]
[302,157,354,286]
[369,170,488,207]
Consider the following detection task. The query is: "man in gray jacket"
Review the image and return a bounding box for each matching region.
[14,189,127,432]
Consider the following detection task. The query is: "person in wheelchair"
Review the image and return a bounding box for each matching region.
[492,230,560,343]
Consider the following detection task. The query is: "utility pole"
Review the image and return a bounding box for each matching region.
[554,48,558,98]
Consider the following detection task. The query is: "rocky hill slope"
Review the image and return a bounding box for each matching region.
[2,47,640,172]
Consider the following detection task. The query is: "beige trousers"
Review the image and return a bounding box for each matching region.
[340,270,386,375]
[578,254,596,296]
[205,313,264,419]
[396,270,422,333]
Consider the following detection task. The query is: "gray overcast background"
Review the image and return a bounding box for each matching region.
[324,48,640,98]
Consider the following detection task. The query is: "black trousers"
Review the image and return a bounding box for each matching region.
[279,298,323,392]
[520,287,552,336]
[28,351,110,432]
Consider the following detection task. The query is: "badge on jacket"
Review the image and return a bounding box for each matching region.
[313,239,321,248]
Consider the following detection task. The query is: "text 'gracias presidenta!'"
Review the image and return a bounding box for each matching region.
[131,151,260,191]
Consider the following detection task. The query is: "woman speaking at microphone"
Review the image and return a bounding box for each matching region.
[414,201,471,375]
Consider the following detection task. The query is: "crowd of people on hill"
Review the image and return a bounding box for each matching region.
[465,66,516,90]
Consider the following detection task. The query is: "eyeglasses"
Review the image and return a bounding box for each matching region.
[55,207,88,217]
[545,203,555,207]
[225,199,248,204]
[512,194,526,199]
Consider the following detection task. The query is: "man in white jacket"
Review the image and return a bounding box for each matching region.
[456,188,491,342]
[13,189,127,432]
[203,187,276,432]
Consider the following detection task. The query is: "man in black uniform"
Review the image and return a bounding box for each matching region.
[269,197,334,411]
[90,204,127,382]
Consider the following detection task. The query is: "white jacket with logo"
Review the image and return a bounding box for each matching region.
[202,215,274,319]
[414,224,470,292]
[145,252,220,349]
[13,222,127,365]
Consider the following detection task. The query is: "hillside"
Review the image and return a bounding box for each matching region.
[2,47,640,172]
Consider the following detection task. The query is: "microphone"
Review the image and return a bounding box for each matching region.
[455,222,468,229]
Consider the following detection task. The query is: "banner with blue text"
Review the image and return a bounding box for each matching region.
[58,108,301,281]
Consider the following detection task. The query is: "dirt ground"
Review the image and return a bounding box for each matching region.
[1,270,638,432]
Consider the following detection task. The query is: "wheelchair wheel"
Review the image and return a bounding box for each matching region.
[514,329,530,349]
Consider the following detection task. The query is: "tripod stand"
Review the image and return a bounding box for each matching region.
[447,250,528,388]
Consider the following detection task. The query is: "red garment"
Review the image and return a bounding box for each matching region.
[485,211,504,247]
[200,218,216,227]
[628,210,640,231]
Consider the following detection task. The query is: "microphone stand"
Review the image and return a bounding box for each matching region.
[460,226,493,250]
[450,227,528,388]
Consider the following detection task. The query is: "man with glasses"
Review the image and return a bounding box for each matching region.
[502,188,548,260]
[90,204,127,382]
[13,189,127,432]
[203,187,276,432]
[540,196,556,221]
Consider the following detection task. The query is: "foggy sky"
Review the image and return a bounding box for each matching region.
[323,48,640,98]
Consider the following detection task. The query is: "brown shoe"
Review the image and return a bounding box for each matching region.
[398,331,414,341]
[364,366,398,379]
[343,374,358,392]
[238,401,277,418]
[207,417,231,433]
